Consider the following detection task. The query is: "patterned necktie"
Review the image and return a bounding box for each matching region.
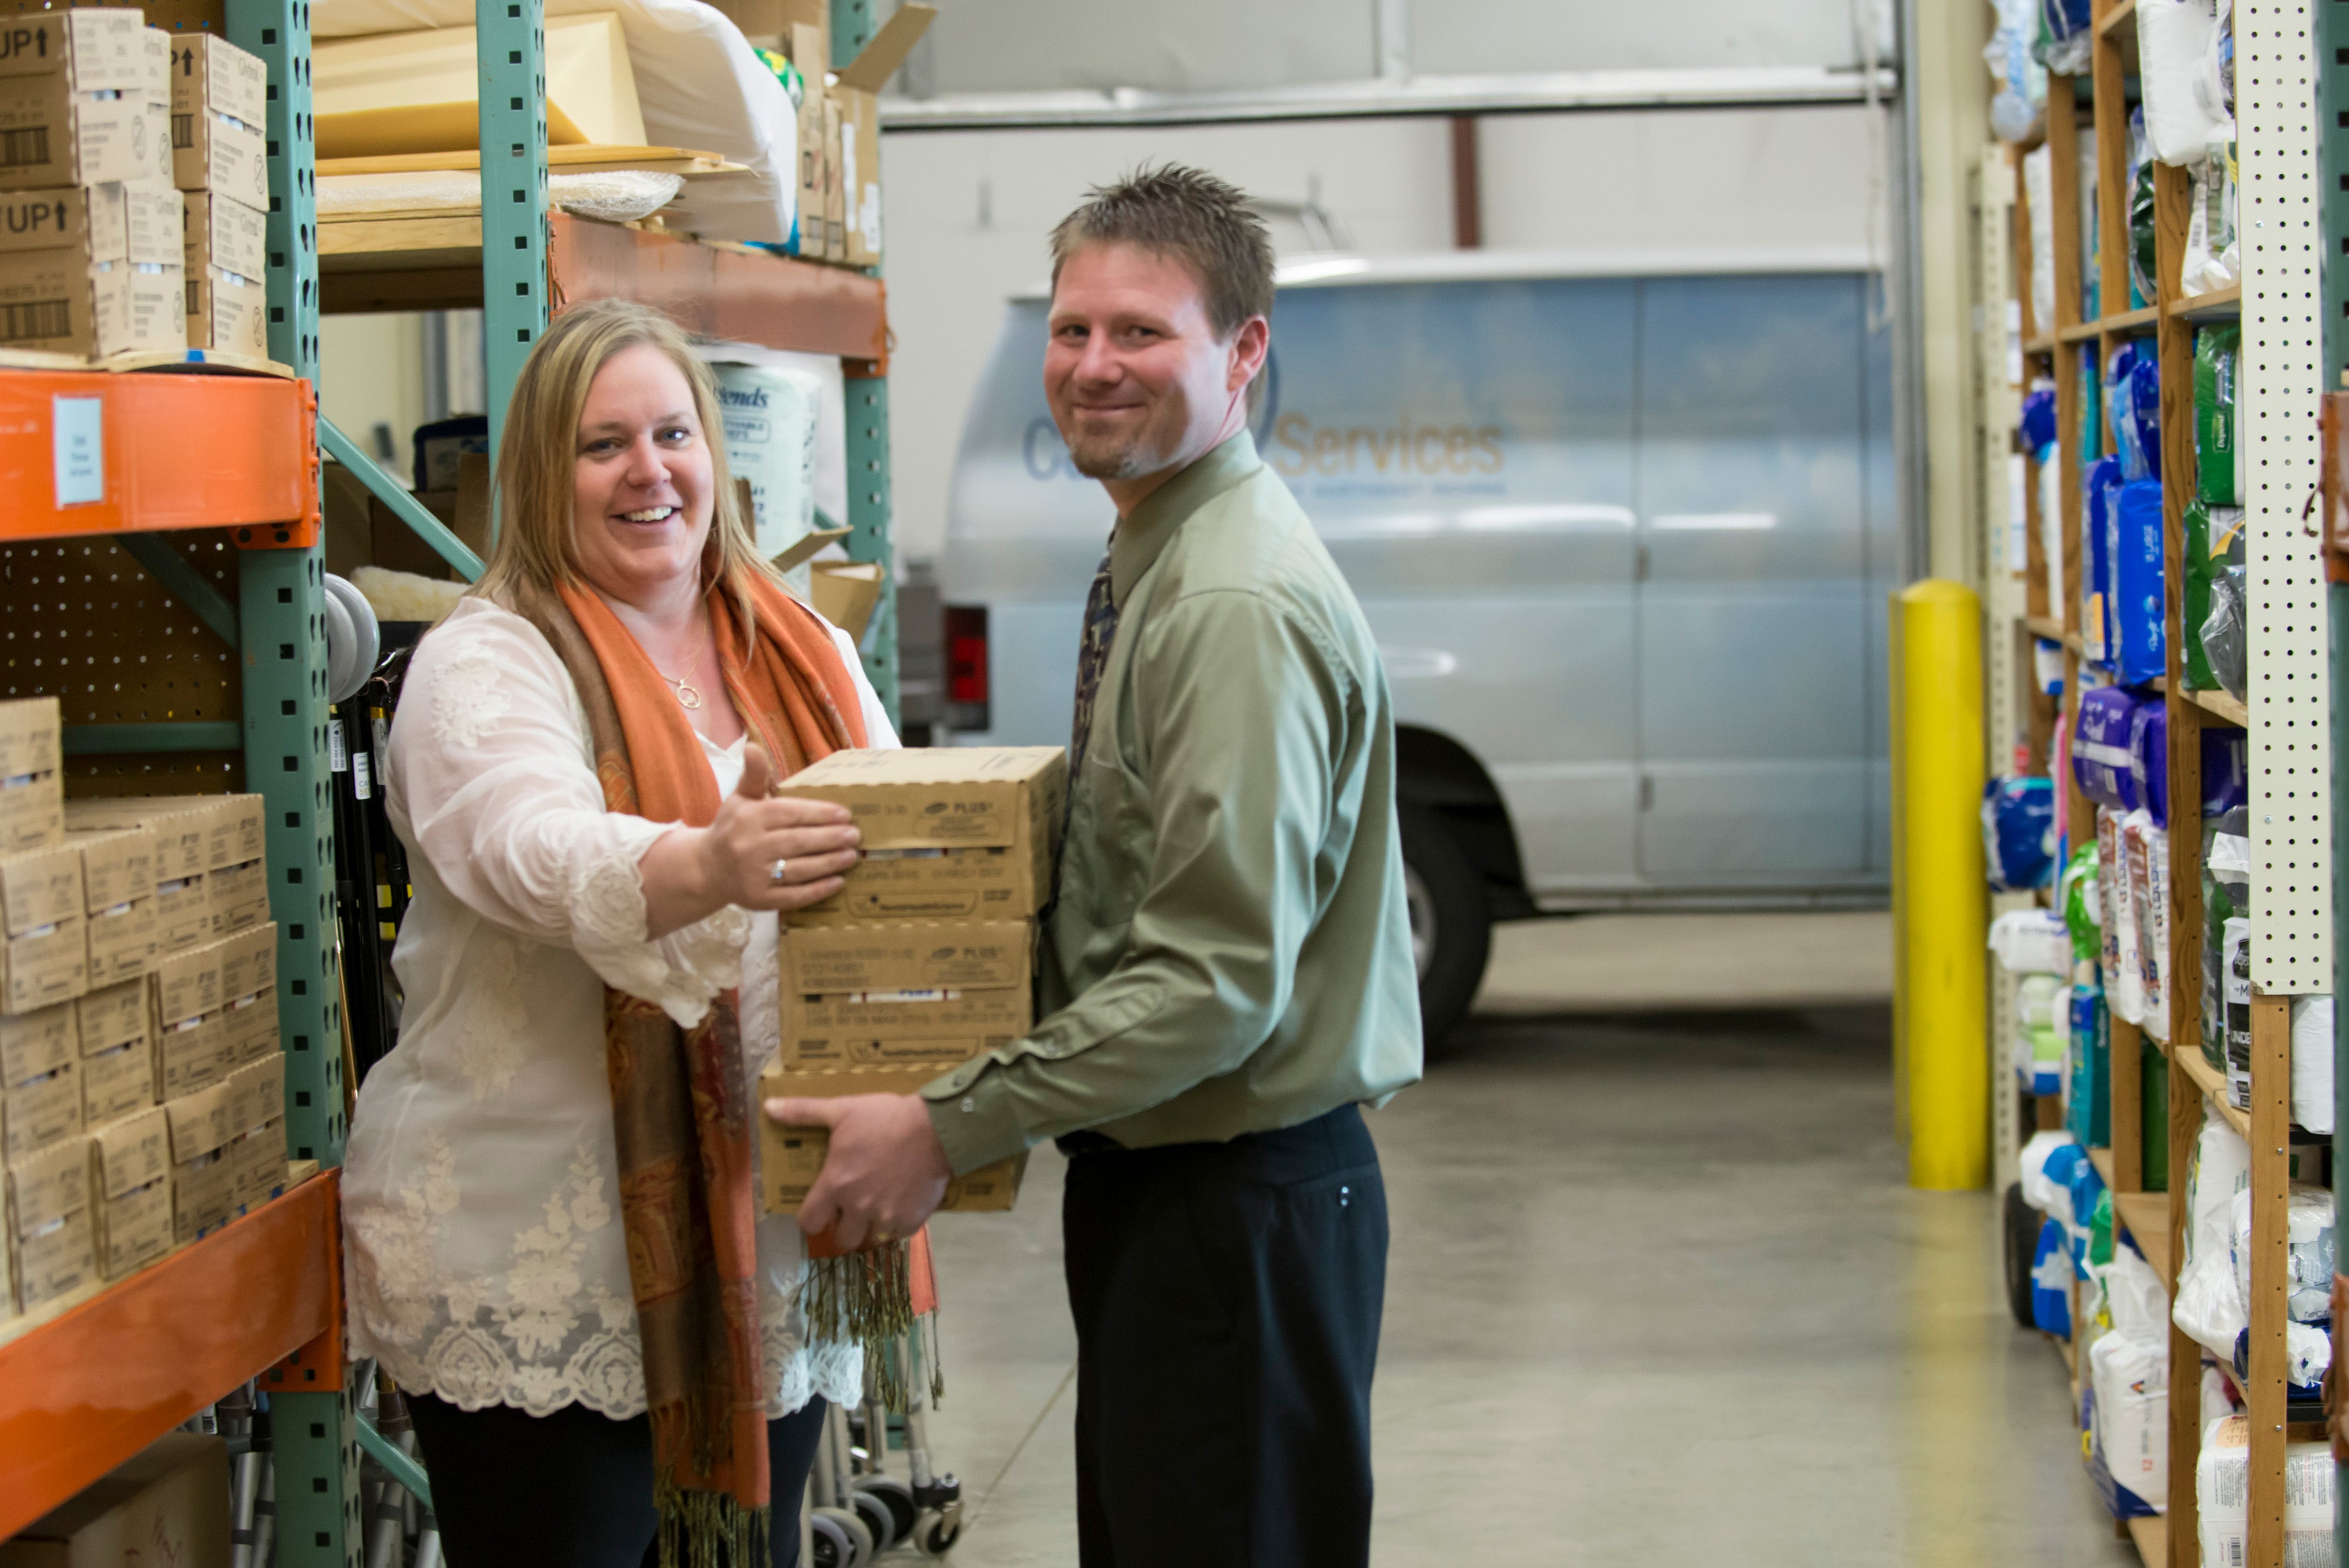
[1068,548,1119,778]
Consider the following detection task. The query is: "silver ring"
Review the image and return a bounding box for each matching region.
[770,857,788,885]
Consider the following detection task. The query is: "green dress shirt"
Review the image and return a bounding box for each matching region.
[922,432,1424,1173]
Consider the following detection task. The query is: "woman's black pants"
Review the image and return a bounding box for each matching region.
[405,1391,829,1568]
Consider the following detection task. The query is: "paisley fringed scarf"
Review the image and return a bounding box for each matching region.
[517,568,885,1568]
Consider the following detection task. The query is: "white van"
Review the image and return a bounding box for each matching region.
[939,253,1898,1039]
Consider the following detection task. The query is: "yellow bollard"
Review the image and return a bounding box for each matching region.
[1890,579,1989,1190]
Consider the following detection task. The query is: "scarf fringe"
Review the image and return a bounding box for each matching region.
[653,1481,767,1568]
[799,1242,947,1411]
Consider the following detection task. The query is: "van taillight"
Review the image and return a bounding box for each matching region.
[945,604,990,731]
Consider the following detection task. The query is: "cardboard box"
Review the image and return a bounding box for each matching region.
[8,1126,88,1232]
[0,1431,228,1568]
[68,798,204,881]
[221,988,276,1066]
[756,1057,1027,1216]
[169,34,266,138]
[78,1032,151,1125]
[0,998,72,1086]
[216,921,273,1007]
[84,898,153,986]
[810,560,884,641]
[785,11,826,256]
[0,182,183,267]
[3,914,84,1014]
[313,14,643,159]
[209,856,267,935]
[185,262,263,355]
[0,247,184,356]
[820,95,844,261]
[162,1073,232,1164]
[169,37,266,205]
[71,826,152,916]
[0,840,83,936]
[779,747,1064,923]
[227,1115,282,1211]
[76,977,145,1055]
[0,11,152,91]
[89,1101,172,1281]
[11,1198,92,1309]
[783,919,1030,995]
[781,985,1031,1070]
[182,189,264,281]
[225,1047,282,1137]
[0,77,171,193]
[164,1076,235,1242]
[154,873,207,953]
[150,934,220,1028]
[155,1011,225,1099]
[829,3,931,267]
[0,774,60,854]
[3,1052,79,1161]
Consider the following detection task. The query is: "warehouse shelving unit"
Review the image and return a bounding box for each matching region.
[0,0,904,1555]
[1984,3,2327,1564]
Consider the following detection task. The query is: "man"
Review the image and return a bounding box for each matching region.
[768,163,1422,1566]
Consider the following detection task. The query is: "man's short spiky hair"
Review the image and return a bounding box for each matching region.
[1049,163,1274,339]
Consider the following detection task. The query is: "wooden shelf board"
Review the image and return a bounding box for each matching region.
[2187,685,2248,726]
[2114,1192,2171,1280]
[2126,1514,2165,1567]
[2024,336,2057,357]
[2169,283,2241,320]
[0,366,317,544]
[317,143,743,178]
[2058,319,2105,344]
[0,1173,339,1539]
[2178,1046,2251,1138]
[321,211,888,362]
[2090,1146,2115,1185]
[2023,614,2069,642]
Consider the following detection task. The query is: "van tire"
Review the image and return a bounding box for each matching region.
[1400,804,1491,1051]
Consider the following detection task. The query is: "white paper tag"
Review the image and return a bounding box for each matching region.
[326,720,348,773]
[52,395,103,508]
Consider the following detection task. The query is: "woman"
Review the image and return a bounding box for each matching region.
[342,299,894,1567]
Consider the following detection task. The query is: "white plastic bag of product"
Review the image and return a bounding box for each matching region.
[2024,144,2057,329]
[2136,0,2227,163]
[2290,994,2335,1134]
[2172,1239,2248,1362]
[2199,1362,2240,1429]
[2090,1327,2168,1511]
[1991,908,2073,976]
[2106,1245,2171,1343]
[2230,1183,2338,1323]
[2197,1417,2336,1567]
[707,360,824,566]
[2019,972,2066,1028]
[2184,1108,2251,1268]
[2039,455,2065,610]
[2125,810,2171,1042]
[2286,1320,2334,1388]
[2020,1129,2081,1219]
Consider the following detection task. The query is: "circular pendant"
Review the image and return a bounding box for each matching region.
[673,680,703,711]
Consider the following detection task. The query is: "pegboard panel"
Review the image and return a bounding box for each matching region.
[2243,0,2334,994]
[0,533,244,794]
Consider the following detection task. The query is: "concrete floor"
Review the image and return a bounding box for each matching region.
[918,914,2139,1566]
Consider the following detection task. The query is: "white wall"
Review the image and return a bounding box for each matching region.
[879,103,1887,562]
[319,313,430,487]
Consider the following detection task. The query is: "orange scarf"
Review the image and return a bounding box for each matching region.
[517,568,865,1568]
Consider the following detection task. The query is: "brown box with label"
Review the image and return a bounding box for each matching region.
[77,976,150,1113]
[779,747,1066,925]
[164,1075,235,1243]
[1,913,83,1015]
[0,244,182,356]
[828,3,930,267]
[755,1056,1027,1216]
[150,934,226,1097]
[779,920,1032,1069]
[0,12,171,195]
[0,1430,230,1568]
[65,797,231,954]
[1,999,72,1087]
[88,1101,169,1278]
[0,839,83,937]
[0,697,61,854]
[185,261,263,355]
[7,1126,92,1310]
[170,35,267,207]
[210,856,267,935]
[2,1051,79,1163]
[74,825,156,985]
[217,922,275,1065]
[182,186,266,356]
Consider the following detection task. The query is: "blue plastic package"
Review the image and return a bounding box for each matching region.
[2112,479,2166,685]
[2083,455,2122,661]
[2130,351,2161,483]
[2073,685,2146,812]
[2022,381,2059,455]
[2203,727,2247,815]
[2032,1217,2074,1336]
[2106,345,2147,481]
[2068,982,2110,1149]
[1984,777,2058,890]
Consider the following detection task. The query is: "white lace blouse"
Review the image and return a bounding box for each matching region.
[342,594,898,1419]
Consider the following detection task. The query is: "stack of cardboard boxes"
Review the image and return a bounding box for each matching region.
[758,747,1063,1218]
[171,31,267,356]
[0,701,290,1324]
[0,9,266,361]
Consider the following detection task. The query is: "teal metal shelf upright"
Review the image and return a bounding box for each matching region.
[833,0,899,721]
[225,0,360,1553]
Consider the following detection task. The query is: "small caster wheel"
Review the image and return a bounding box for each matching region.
[814,1507,873,1568]
[850,1490,897,1554]
[914,1505,962,1557]
[810,1513,854,1568]
[854,1476,918,1544]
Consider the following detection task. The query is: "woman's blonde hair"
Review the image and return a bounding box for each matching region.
[471,299,781,611]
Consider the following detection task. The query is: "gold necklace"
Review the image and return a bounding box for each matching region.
[658,670,704,710]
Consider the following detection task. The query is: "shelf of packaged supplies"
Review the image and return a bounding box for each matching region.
[2187,685,2249,726]
[2023,614,2069,642]
[2177,1046,2252,1138]
[0,367,318,544]
[321,210,888,362]
[2126,1515,2165,1567]
[2114,1192,2171,1278]
[2090,1146,2115,1185]
[0,1172,340,1540]
[2168,283,2241,320]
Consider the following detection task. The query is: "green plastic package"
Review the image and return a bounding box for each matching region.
[2180,498,2246,691]
[2196,325,2240,505]
[2061,843,2102,965]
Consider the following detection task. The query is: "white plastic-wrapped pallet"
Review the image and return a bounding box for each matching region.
[2291,995,2335,1134]
[2196,1417,2335,1567]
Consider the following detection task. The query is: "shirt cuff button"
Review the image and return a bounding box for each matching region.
[960,1097,976,1113]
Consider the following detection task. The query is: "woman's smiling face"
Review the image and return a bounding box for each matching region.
[570,342,715,604]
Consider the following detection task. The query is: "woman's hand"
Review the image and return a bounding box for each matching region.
[641,744,861,937]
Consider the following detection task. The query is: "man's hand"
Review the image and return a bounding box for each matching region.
[764,1092,952,1251]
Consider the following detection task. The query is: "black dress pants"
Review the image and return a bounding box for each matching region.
[1060,1104,1388,1568]
[405,1391,828,1568]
